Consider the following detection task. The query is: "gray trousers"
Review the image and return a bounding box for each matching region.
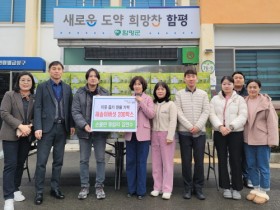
[79,133,107,188]
[35,124,67,193]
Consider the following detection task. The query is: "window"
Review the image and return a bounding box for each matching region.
[215,49,280,100]
[122,0,176,7]
[215,49,235,94]
[0,0,26,22]
[236,50,280,100]
[41,0,110,23]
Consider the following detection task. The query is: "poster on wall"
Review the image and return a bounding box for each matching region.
[91,96,137,132]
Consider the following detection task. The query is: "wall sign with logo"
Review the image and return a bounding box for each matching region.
[182,47,199,64]
[91,96,137,132]
[201,60,215,74]
[54,7,200,39]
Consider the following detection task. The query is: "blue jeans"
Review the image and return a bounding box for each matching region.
[2,138,31,200]
[79,133,107,188]
[126,134,150,196]
[244,143,271,191]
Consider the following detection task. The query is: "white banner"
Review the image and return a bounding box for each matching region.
[91,96,138,132]
[54,7,200,39]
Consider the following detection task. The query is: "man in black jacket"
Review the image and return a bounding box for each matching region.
[72,68,109,200]
[34,61,75,205]
[232,71,253,189]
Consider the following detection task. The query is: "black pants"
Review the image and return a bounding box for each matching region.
[35,124,66,193]
[214,131,243,191]
[179,134,206,192]
[2,138,31,200]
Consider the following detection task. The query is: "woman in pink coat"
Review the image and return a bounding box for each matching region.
[244,79,279,204]
[125,76,155,200]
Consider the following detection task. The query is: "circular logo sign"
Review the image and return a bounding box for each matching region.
[186,51,195,60]
[201,60,215,74]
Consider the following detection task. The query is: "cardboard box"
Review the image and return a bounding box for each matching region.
[71,83,85,95]
[169,84,186,95]
[150,73,170,84]
[196,83,211,94]
[32,73,49,84]
[111,83,131,95]
[99,83,111,94]
[62,72,71,84]
[131,72,151,83]
[170,73,184,84]
[100,72,111,84]
[111,73,131,83]
[197,72,210,84]
[71,73,86,84]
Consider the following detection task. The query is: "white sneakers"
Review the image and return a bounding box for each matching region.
[150,190,160,197]
[4,199,14,210]
[223,189,232,198]
[162,193,171,200]
[151,191,171,199]
[223,189,241,200]
[3,191,25,210]
[14,191,25,202]
[232,190,241,200]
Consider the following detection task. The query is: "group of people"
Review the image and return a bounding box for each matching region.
[0,62,278,210]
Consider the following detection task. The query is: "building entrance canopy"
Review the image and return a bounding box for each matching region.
[0,57,46,72]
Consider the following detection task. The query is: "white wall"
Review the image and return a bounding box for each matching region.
[215,24,280,47]
[39,25,61,65]
[0,25,25,56]
[0,24,61,65]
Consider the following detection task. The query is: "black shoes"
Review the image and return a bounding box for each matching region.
[183,189,206,200]
[34,190,64,205]
[137,195,144,200]
[127,193,143,200]
[193,190,206,200]
[50,189,65,199]
[183,190,192,199]
[34,193,43,205]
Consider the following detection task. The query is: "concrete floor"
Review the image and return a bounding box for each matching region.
[0,144,280,210]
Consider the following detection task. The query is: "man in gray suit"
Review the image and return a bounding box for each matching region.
[33,61,75,205]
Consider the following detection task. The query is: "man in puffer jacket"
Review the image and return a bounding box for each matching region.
[175,68,210,200]
[72,68,109,200]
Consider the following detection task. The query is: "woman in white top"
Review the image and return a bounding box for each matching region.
[209,76,247,200]
[150,82,177,200]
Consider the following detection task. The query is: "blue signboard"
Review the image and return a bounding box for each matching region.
[0,57,46,71]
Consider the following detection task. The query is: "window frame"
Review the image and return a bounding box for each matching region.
[0,0,26,23]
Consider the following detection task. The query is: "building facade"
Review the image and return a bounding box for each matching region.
[0,0,279,101]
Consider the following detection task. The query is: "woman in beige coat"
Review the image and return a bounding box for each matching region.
[244,79,279,204]
[0,72,35,210]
